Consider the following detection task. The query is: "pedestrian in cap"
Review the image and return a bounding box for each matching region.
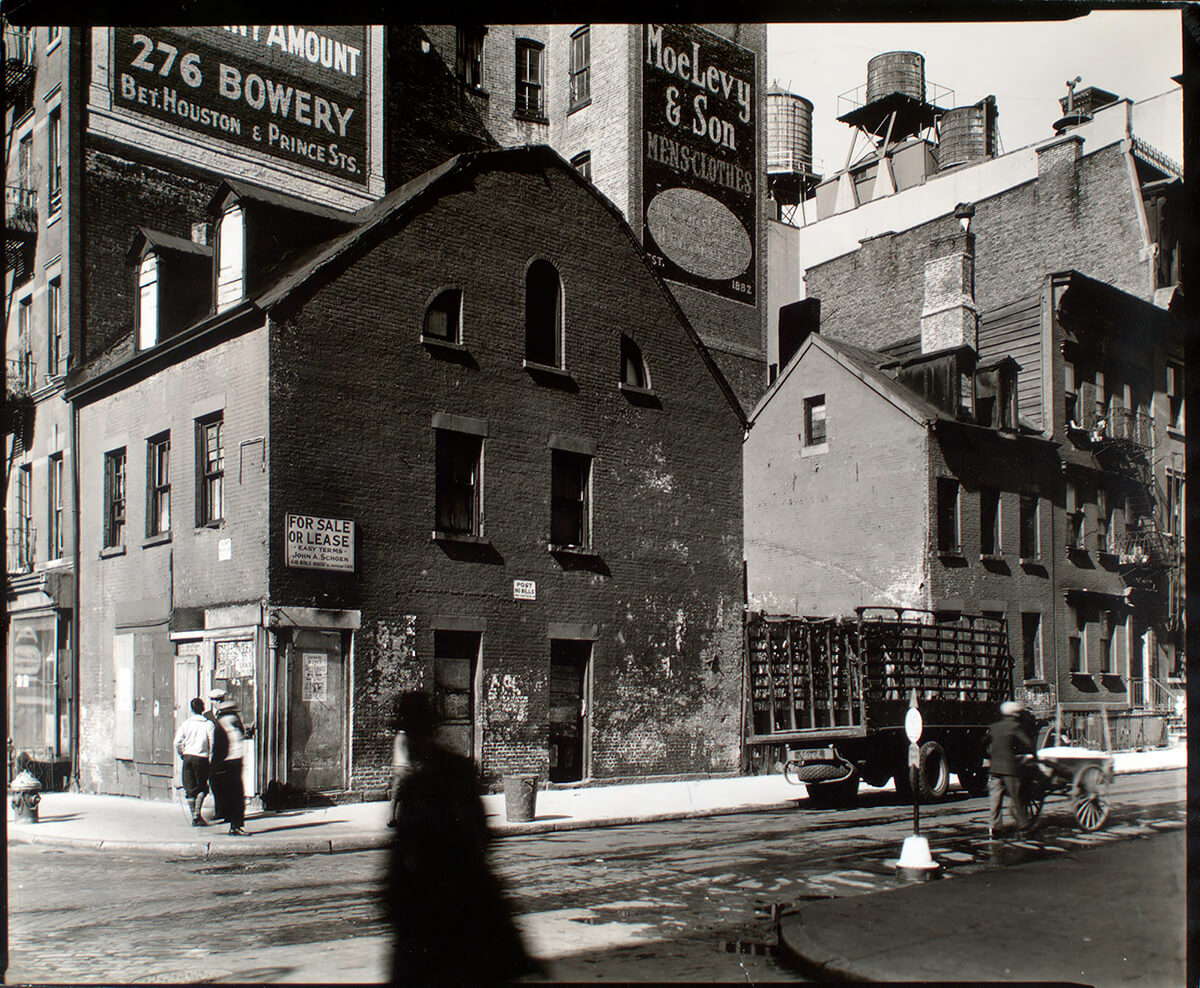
[210,691,253,836]
[986,698,1036,838]
[173,698,215,826]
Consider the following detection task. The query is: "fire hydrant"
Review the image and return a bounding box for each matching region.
[10,769,42,823]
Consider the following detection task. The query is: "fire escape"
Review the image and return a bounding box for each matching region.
[1084,400,1177,602]
[5,20,38,564]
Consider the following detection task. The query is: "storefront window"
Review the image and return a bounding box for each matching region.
[9,614,58,758]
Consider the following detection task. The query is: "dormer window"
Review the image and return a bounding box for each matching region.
[137,253,159,350]
[216,205,245,312]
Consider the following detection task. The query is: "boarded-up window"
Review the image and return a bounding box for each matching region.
[433,630,478,760]
[113,632,135,759]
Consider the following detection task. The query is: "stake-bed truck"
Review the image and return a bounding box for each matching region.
[745,607,1014,804]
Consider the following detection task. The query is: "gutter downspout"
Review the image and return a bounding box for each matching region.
[70,395,81,791]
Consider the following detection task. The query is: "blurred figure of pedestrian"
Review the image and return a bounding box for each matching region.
[174,698,215,826]
[210,690,252,836]
[386,698,412,830]
[987,699,1036,837]
[385,691,539,985]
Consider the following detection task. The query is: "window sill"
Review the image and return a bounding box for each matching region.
[197,520,224,531]
[1166,426,1184,441]
[1098,549,1119,564]
[548,543,595,557]
[800,441,828,458]
[1018,556,1042,567]
[979,553,1005,562]
[100,544,126,559]
[523,361,577,390]
[568,98,591,115]
[47,208,62,227]
[937,550,966,562]
[142,532,172,549]
[420,335,469,354]
[460,82,489,98]
[432,530,488,545]
[619,382,661,407]
[513,110,549,124]
[1022,679,1048,687]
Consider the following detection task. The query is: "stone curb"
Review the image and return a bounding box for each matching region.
[776,911,876,984]
[6,759,1180,860]
[6,799,802,859]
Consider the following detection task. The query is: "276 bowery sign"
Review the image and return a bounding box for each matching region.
[285,513,355,572]
[111,26,367,185]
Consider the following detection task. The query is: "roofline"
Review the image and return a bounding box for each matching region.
[747,332,935,428]
[257,144,747,426]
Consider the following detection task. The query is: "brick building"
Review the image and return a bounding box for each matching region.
[68,146,747,801]
[748,226,1185,744]
[4,23,80,786]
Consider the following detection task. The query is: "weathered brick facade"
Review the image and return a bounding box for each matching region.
[267,149,746,790]
[804,140,1154,351]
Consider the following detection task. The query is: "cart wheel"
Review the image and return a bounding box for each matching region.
[1072,765,1110,831]
[1024,778,1045,824]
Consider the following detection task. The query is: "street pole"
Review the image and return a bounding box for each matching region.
[896,687,939,879]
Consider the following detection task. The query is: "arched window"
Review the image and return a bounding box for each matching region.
[525,260,562,367]
[423,289,463,343]
[620,335,649,389]
[216,204,245,313]
[137,252,159,350]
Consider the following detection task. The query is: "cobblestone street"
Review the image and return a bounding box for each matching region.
[6,768,1184,983]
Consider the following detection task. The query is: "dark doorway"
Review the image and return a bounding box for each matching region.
[549,639,590,783]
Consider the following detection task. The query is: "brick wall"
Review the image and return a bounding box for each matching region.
[806,142,1150,350]
[267,157,745,788]
[744,341,930,615]
[82,149,218,363]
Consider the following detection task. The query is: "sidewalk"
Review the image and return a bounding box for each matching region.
[5,745,1184,859]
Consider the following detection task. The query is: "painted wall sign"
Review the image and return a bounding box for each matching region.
[302,652,328,702]
[642,24,757,305]
[285,513,355,572]
[110,26,368,185]
[513,580,537,601]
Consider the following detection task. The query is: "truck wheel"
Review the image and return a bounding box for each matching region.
[917,741,950,799]
[806,773,860,807]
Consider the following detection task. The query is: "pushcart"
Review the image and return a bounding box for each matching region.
[1023,705,1114,832]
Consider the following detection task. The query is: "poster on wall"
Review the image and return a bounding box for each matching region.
[109,26,368,186]
[285,513,355,572]
[302,652,328,702]
[642,24,757,306]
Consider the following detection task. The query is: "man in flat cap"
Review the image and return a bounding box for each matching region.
[987,699,1036,837]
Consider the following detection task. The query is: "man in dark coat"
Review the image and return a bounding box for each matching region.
[987,699,1036,836]
[384,691,538,985]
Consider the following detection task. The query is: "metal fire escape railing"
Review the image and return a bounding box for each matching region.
[1086,402,1178,589]
[7,355,37,396]
[7,525,35,574]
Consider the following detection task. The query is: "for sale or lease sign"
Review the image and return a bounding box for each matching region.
[286,513,355,572]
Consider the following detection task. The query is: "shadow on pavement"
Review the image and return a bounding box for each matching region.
[247,820,349,835]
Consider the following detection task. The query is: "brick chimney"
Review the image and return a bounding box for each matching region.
[920,230,978,354]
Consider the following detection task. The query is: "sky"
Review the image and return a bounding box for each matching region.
[768,9,1183,178]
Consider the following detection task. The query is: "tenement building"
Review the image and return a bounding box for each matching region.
[6,22,765,799]
[69,146,747,801]
[758,59,1184,743]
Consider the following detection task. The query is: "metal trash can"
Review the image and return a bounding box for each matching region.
[503,775,538,822]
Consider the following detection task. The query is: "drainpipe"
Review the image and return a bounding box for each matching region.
[69,398,81,791]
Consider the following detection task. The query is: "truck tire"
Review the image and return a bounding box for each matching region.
[917,741,950,799]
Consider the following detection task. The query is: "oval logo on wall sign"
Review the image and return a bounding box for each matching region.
[645,188,751,281]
